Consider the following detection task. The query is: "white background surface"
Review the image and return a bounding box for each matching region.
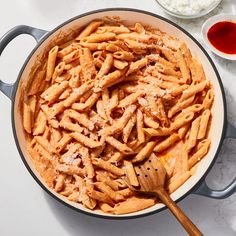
[0,0,236,235]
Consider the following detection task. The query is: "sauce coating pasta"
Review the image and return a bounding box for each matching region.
[22,19,213,215]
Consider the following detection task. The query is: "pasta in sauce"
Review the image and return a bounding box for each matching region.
[22,20,214,215]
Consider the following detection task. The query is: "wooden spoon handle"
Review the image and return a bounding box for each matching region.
[155,188,203,236]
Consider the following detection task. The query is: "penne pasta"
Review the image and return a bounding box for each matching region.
[160,47,177,64]
[169,84,188,97]
[23,102,32,134]
[143,114,159,129]
[70,132,101,149]
[106,89,119,118]
[170,112,194,131]
[136,109,145,144]
[105,136,133,155]
[100,105,137,136]
[203,89,214,110]
[112,197,156,215]
[147,54,176,70]
[168,171,191,194]
[127,58,148,75]
[62,49,80,64]
[76,21,103,40]
[113,51,134,61]
[72,92,101,111]
[59,168,81,182]
[74,175,96,209]
[33,110,47,135]
[190,58,206,83]
[55,133,72,152]
[95,182,124,202]
[64,80,94,107]
[143,128,171,137]
[29,145,56,187]
[57,43,76,58]
[171,143,189,179]
[80,42,99,51]
[60,116,83,132]
[108,152,124,164]
[106,44,122,52]
[82,32,116,43]
[178,124,190,139]
[134,22,145,33]
[186,117,201,153]
[44,81,69,105]
[97,53,113,78]
[154,134,179,153]
[28,95,37,127]
[176,48,190,84]
[59,88,71,100]
[34,136,56,155]
[132,141,157,163]
[69,67,81,88]
[65,109,94,130]
[54,175,65,192]
[96,171,120,191]
[117,188,134,198]
[122,114,136,143]
[145,95,162,121]
[33,142,52,163]
[168,95,195,118]
[97,68,128,90]
[80,147,94,179]
[117,32,154,42]
[87,189,114,206]
[189,139,211,169]
[123,160,139,187]
[80,90,93,103]
[96,99,108,120]
[80,48,96,82]
[46,46,59,81]
[97,25,130,34]
[92,158,125,176]
[197,109,211,140]
[113,59,128,70]
[45,102,64,120]
[124,38,152,51]
[23,19,214,214]
[174,104,203,120]
[118,91,144,108]
[181,80,208,100]
[156,98,169,126]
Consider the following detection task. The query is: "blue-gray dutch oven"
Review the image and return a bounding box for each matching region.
[0,8,236,219]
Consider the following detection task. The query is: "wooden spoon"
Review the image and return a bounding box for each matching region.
[125,156,203,236]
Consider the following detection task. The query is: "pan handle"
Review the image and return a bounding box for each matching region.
[0,25,48,100]
[194,121,236,199]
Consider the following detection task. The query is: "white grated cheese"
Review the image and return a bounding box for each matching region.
[158,0,218,16]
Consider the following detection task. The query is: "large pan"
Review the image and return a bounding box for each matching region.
[0,8,236,219]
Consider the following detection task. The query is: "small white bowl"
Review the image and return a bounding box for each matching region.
[202,14,236,60]
[156,0,222,19]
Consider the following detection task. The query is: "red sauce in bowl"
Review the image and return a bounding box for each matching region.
[207,21,236,54]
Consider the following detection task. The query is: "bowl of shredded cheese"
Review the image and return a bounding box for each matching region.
[156,0,222,19]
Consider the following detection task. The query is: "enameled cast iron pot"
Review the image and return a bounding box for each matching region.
[1,9,236,219]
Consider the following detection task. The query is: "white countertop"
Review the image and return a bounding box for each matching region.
[0,0,236,235]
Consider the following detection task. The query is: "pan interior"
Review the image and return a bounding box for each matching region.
[13,9,225,218]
